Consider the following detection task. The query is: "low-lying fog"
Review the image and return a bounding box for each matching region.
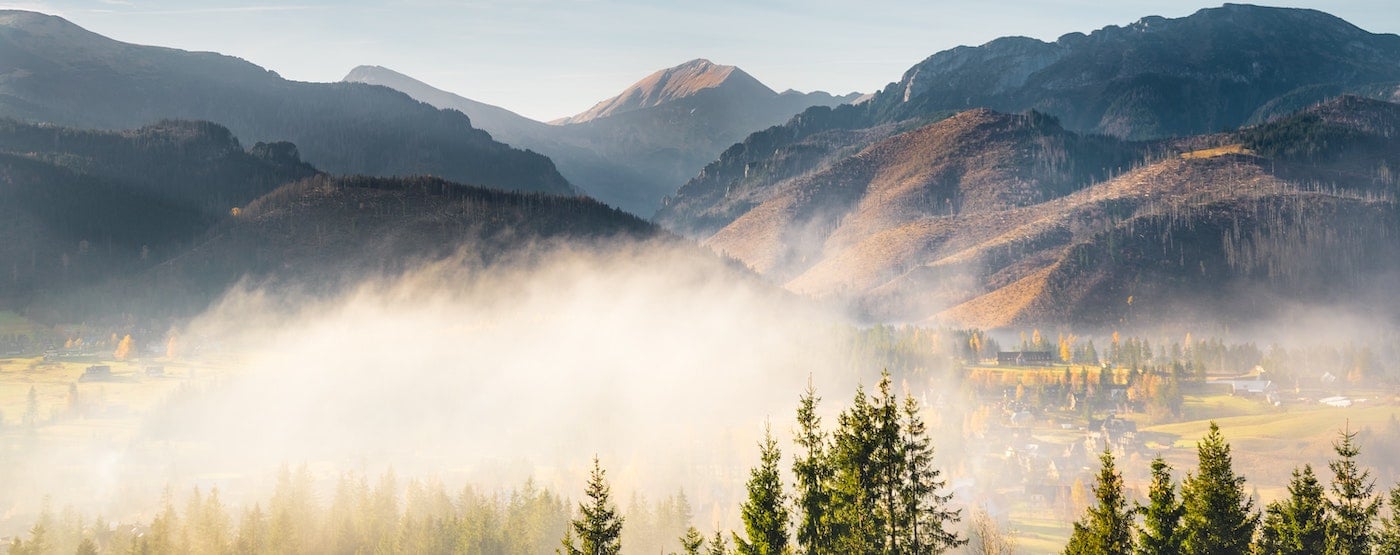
[7,240,877,529]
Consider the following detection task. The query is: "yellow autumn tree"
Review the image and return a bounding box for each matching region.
[114,335,133,361]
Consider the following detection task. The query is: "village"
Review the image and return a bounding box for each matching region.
[942,342,1400,551]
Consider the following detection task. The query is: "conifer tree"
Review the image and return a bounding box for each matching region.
[707,530,730,555]
[871,372,906,553]
[736,423,790,555]
[1375,484,1400,555]
[1255,465,1327,555]
[1179,422,1258,555]
[74,537,97,555]
[677,527,704,555]
[1326,427,1379,555]
[792,380,832,554]
[829,385,879,553]
[561,457,624,555]
[1136,457,1183,555]
[1064,448,1134,555]
[900,394,962,553]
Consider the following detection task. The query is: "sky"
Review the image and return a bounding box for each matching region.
[2,0,1398,121]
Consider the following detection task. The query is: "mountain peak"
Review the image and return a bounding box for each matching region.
[343,64,403,82]
[0,10,112,48]
[554,58,776,124]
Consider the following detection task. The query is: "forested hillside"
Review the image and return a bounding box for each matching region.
[0,11,572,195]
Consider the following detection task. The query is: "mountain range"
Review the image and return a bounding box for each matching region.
[3,4,1400,330]
[0,116,658,321]
[0,10,571,195]
[343,60,859,215]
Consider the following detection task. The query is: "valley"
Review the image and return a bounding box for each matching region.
[1,3,1399,554]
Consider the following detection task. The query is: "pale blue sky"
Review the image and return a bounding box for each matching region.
[3,1,1398,121]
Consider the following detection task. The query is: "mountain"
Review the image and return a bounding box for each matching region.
[874,4,1400,139]
[551,59,782,124]
[343,60,859,215]
[689,97,1400,327]
[0,11,572,195]
[25,173,663,322]
[0,118,317,308]
[701,110,1142,281]
[657,4,1400,236]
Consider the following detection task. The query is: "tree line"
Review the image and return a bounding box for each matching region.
[563,371,965,555]
[1065,421,1400,555]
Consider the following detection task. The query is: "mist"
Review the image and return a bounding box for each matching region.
[0,239,895,532]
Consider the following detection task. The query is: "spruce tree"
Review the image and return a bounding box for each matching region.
[1179,422,1258,555]
[871,372,906,553]
[1063,448,1134,555]
[561,457,624,555]
[1326,427,1379,555]
[74,538,97,555]
[708,530,730,555]
[1374,484,1400,555]
[677,527,704,555]
[1255,465,1327,555]
[736,424,790,555]
[829,385,879,553]
[900,394,963,553]
[793,380,832,555]
[1136,457,1183,555]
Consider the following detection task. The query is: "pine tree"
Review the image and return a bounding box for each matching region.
[736,423,790,555]
[1255,465,1327,555]
[74,538,97,555]
[561,457,624,555]
[1375,484,1400,555]
[1136,457,1183,555]
[1326,427,1380,555]
[1179,422,1258,555]
[828,384,879,554]
[677,527,704,555]
[23,519,49,555]
[871,372,905,553]
[707,530,730,555]
[1064,448,1134,555]
[792,380,832,555]
[900,394,963,553]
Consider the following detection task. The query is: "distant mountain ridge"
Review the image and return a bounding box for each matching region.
[343,61,860,215]
[0,10,572,195]
[875,4,1400,139]
[0,118,317,309]
[658,3,1400,236]
[0,117,664,321]
[552,59,780,124]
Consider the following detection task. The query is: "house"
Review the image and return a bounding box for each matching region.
[1219,379,1276,396]
[997,351,1055,366]
[79,365,113,382]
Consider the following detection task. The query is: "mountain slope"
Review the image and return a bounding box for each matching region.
[552,59,781,124]
[0,11,572,195]
[29,175,663,321]
[0,119,317,308]
[702,110,1141,280]
[698,97,1400,327]
[658,4,1400,235]
[344,61,859,215]
[871,4,1400,140]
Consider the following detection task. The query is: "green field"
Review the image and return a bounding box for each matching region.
[0,355,212,429]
